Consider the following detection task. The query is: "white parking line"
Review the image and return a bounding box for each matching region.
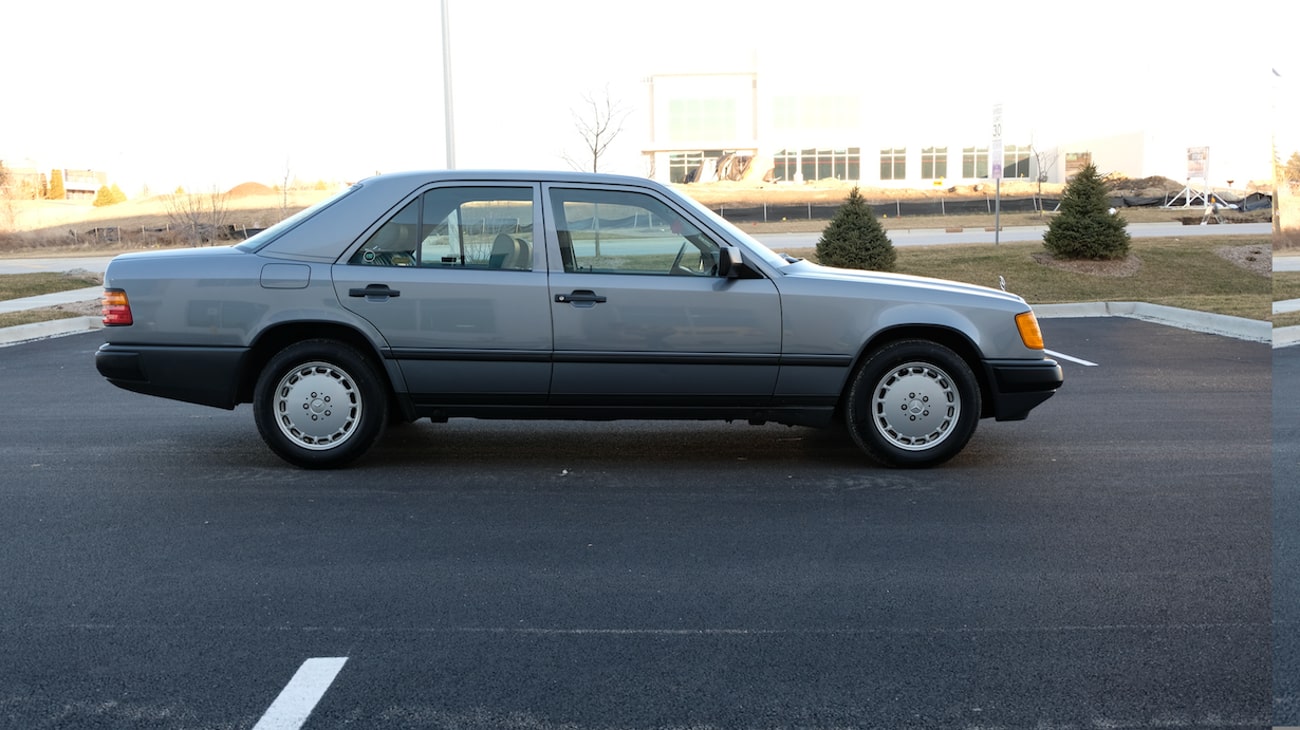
[252,657,348,730]
[1045,349,1098,367]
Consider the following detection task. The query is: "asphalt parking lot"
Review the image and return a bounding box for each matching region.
[0,319,1272,729]
[1276,345,1300,726]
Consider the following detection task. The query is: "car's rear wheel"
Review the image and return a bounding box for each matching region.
[845,339,980,468]
[253,339,387,468]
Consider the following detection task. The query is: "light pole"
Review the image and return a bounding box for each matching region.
[1274,67,1282,243]
[442,0,456,170]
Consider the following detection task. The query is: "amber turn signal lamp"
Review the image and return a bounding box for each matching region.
[102,288,133,326]
[1015,311,1044,350]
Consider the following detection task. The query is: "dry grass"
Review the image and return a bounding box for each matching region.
[0,272,102,300]
[0,189,334,256]
[784,234,1273,321]
[0,307,85,329]
[1276,272,1300,302]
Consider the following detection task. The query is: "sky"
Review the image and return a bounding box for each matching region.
[4,0,1295,194]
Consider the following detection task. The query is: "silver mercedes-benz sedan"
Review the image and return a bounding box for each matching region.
[95,170,1062,469]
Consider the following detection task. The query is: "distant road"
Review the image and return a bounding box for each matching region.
[0,222,1274,275]
[0,255,118,275]
[756,221,1273,250]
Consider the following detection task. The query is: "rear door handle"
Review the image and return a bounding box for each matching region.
[555,290,607,305]
[349,284,401,299]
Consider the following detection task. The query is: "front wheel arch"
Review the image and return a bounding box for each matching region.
[847,326,993,420]
[842,338,982,468]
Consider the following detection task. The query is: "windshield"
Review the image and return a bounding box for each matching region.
[673,191,791,269]
[235,184,360,252]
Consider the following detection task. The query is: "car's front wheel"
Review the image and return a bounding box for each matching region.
[253,339,388,468]
[845,339,980,468]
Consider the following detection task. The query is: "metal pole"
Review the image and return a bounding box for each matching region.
[1274,68,1283,242]
[995,178,1001,245]
[441,0,456,169]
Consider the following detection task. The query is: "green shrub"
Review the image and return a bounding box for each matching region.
[1043,162,1131,260]
[816,186,896,271]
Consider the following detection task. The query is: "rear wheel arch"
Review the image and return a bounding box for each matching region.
[238,322,391,405]
[252,337,390,468]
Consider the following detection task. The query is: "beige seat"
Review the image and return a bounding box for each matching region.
[512,238,532,269]
[488,233,519,269]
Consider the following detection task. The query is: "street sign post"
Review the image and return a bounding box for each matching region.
[992,103,1003,244]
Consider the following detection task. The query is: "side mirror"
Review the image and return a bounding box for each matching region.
[718,246,747,279]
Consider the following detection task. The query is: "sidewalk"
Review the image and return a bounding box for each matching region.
[0,286,104,347]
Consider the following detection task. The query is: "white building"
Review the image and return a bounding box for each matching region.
[642,71,1263,190]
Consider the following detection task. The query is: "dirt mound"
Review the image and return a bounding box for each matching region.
[1105,175,1182,193]
[226,182,275,198]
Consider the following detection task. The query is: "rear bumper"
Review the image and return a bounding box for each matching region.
[982,358,1064,421]
[95,343,248,410]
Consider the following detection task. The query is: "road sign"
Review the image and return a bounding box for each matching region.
[991,104,1004,181]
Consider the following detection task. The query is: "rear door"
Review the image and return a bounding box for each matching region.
[333,183,552,407]
[543,183,781,409]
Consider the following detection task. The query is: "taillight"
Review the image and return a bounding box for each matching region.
[102,288,133,326]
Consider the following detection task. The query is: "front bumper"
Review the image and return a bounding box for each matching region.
[982,358,1064,421]
[95,343,249,410]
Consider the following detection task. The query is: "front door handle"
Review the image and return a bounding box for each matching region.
[555,290,607,305]
[349,284,401,300]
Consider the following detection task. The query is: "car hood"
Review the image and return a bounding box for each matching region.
[781,259,1028,307]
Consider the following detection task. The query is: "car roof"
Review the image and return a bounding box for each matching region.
[356,169,662,189]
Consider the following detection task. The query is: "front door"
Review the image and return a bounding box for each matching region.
[543,184,781,410]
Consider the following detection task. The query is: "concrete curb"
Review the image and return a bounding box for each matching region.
[0,316,103,347]
[1275,298,1300,315]
[1034,301,1272,345]
[1276,326,1300,349]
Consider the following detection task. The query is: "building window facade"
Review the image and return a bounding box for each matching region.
[962,147,989,179]
[880,147,906,181]
[772,95,860,132]
[1003,144,1032,179]
[772,148,859,182]
[668,99,738,144]
[1065,151,1093,180]
[668,152,705,183]
[773,149,799,182]
[921,147,948,180]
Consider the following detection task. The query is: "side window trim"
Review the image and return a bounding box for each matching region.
[346,183,543,271]
[543,183,723,278]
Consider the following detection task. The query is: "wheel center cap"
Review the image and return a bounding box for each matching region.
[909,400,925,414]
[311,398,326,413]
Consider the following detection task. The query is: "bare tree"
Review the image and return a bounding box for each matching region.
[0,161,14,232]
[281,159,293,220]
[1031,145,1058,196]
[565,86,630,173]
[164,187,231,245]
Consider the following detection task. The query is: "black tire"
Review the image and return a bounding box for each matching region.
[253,339,388,468]
[844,339,980,468]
